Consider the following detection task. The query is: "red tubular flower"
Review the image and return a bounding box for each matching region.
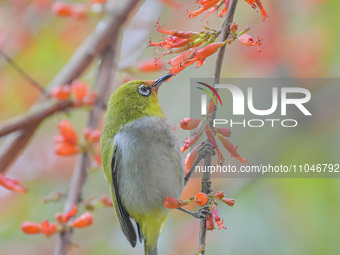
[214,191,225,200]
[57,120,78,145]
[51,86,71,100]
[205,129,224,164]
[222,198,235,207]
[187,0,221,18]
[55,204,78,224]
[189,42,226,67]
[167,48,197,67]
[52,2,72,17]
[215,127,231,137]
[181,132,203,153]
[194,192,208,206]
[245,0,256,8]
[41,220,58,237]
[255,0,268,21]
[0,174,27,193]
[71,81,89,101]
[163,197,191,209]
[21,222,42,234]
[137,58,165,72]
[155,21,200,40]
[69,212,94,228]
[55,141,79,156]
[206,214,215,231]
[184,144,200,175]
[238,34,262,51]
[217,133,248,164]
[219,0,230,17]
[211,205,226,229]
[180,118,201,130]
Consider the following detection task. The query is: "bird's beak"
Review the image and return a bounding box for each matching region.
[152,73,174,89]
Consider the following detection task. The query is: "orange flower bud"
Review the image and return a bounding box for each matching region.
[51,86,71,100]
[211,205,226,229]
[230,22,238,34]
[52,2,72,17]
[217,133,247,164]
[222,198,235,207]
[238,34,262,52]
[83,128,101,143]
[137,58,165,72]
[55,204,78,224]
[181,132,202,153]
[57,120,78,145]
[180,118,201,130]
[206,214,215,231]
[21,221,42,234]
[163,197,190,209]
[214,191,224,200]
[69,212,93,228]
[0,174,27,193]
[41,220,58,237]
[194,192,208,206]
[71,81,89,101]
[215,127,231,137]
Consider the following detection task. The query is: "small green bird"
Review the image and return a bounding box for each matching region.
[101,73,184,255]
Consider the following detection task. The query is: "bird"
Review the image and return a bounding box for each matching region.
[101,73,184,255]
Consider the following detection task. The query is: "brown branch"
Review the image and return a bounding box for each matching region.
[197,0,239,254]
[53,1,141,254]
[0,0,141,175]
[0,49,45,94]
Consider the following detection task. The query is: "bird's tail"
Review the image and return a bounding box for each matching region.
[144,242,157,255]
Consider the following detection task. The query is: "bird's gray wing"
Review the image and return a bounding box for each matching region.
[110,145,137,247]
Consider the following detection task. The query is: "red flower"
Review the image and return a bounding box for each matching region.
[217,133,247,164]
[99,195,113,207]
[187,0,221,18]
[57,120,78,145]
[41,220,58,237]
[206,214,215,231]
[55,141,79,156]
[245,0,268,20]
[71,81,89,101]
[214,191,225,200]
[137,58,165,72]
[194,192,208,206]
[155,21,200,40]
[52,2,72,17]
[215,127,231,137]
[211,205,226,229]
[0,174,27,193]
[222,198,235,207]
[51,86,71,100]
[205,129,224,164]
[69,212,94,228]
[55,120,79,156]
[55,204,78,224]
[21,222,42,235]
[163,197,191,209]
[189,42,226,67]
[218,0,230,17]
[184,144,200,175]
[180,118,201,130]
[181,132,203,153]
[238,34,262,52]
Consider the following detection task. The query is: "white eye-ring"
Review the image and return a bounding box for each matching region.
[138,84,151,96]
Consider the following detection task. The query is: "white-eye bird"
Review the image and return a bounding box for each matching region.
[101,73,184,255]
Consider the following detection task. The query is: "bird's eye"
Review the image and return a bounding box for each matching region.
[138,84,151,97]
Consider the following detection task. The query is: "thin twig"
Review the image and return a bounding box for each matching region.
[0,49,45,94]
[53,1,140,254]
[197,1,239,254]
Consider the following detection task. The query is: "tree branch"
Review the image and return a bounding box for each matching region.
[53,1,140,254]
[197,1,239,253]
[0,0,141,175]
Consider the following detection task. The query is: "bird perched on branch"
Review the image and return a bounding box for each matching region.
[101,73,184,255]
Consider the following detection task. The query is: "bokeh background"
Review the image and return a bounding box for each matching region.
[1,0,340,254]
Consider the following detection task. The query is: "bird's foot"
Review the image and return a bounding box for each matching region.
[197,141,216,161]
[177,206,210,220]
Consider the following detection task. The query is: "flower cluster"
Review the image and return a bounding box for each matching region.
[187,0,267,20]
[51,80,97,106]
[54,120,101,166]
[52,0,107,19]
[164,191,235,231]
[21,205,94,238]
[0,173,27,193]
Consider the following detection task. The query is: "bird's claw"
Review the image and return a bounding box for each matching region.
[191,205,210,220]
[197,141,216,160]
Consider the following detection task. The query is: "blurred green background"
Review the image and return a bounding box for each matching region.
[0,0,340,254]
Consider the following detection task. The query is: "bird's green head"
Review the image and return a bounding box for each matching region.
[104,73,173,135]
